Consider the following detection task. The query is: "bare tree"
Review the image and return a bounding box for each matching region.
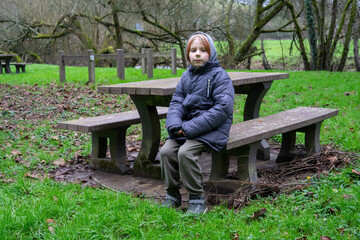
[233,0,286,62]
[354,5,360,71]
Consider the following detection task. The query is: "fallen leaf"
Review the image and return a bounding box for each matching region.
[232,233,240,240]
[46,218,55,224]
[342,194,354,200]
[127,147,137,152]
[48,226,55,234]
[24,172,39,179]
[1,178,15,184]
[52,158,66,167]
[250,208,267,221]
[327,156,338,163]
[329,208,338,214]
[320,236,331,240]
[11,149,22,156]
[305,191,314,197]
[351,169,360,176]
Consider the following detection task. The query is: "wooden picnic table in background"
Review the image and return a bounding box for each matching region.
[0,54,16,74]
[98,72,289,177]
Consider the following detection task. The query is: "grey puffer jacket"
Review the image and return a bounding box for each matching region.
[166,32,235,152]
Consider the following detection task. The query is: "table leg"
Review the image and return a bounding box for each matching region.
[0,61,2,74]
[130,95,171,178]
[4,59,12,73]
[235,81,273,160]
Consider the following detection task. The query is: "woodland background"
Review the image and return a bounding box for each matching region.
[1,0,360,71]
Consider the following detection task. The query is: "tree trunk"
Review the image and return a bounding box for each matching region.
[328,0,354,68]
[261,38,271,70]
[305,0,317,70]
[225,0,235,56]
[324,0,338,70]
[234,0,285,62]
[68,15,96,51]
[313,0,326,70]
[284,0,311,70]
[337,0,357,72]
[354,9,360,71]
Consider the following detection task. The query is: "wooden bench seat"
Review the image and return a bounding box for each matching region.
[207,107,338,193]
[12,63,27,73]
[57,107,168,174]
[6,63,30,73]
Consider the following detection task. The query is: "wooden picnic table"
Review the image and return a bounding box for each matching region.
[98,72,289,177]
[0,54,16,74]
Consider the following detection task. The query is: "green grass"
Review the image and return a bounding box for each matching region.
[1,64,360,239]
[0,64,185,86]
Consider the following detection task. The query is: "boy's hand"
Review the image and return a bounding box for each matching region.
[177,129,186,136]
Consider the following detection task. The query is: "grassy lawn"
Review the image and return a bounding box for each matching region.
[0,64,359,239]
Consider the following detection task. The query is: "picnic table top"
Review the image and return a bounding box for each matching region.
[0,54,16,58]
[98,72,289,96]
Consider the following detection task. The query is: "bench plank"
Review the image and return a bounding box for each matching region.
[227,107,338,150]
[57,107,168,132]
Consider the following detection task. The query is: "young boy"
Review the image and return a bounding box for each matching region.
[160,32,235,215]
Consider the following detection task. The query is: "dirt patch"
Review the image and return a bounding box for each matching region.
[46,143,359,209]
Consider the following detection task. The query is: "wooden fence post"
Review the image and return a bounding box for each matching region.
[171,48,177,75]
[141,48,147,75]
[88,50,95,84]
[59,51,66,82]
[146,49,153,79]
[116,49,125,80]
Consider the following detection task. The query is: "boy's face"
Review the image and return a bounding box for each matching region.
[189,38,210,68]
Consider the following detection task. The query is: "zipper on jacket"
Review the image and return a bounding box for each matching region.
[207,79,211,98]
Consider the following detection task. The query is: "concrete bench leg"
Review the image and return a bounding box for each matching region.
[276,131,297,163]
[206,150,231,193]
[276,122,323,163]
[206,142,260,193]
[209,150,230,181]
[90,127,130,174]
[15,65,26,73]
[235,142,259,187]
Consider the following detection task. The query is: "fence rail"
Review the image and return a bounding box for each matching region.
[58,48,177,83]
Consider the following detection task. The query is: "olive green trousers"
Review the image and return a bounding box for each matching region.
[160,139,205,195]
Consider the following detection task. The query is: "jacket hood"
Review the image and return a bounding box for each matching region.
[186,31,218,63]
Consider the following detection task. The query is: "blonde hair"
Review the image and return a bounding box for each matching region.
[186,34,211,63]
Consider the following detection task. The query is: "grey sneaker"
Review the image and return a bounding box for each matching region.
[162,193,181,208]
[186,195,208,215]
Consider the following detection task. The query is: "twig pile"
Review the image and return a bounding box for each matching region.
[207,144,359,209]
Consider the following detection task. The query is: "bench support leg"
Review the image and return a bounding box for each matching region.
[206,142,259,193]
[90,127,130,174]
[209,151,230,180]
[276,122,323,163]
[276,131,296,163]
[236,142,259,187]
[236,82,273,160]
[304,122,322,154]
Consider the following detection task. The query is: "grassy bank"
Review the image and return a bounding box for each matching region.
[1,64,359,239]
